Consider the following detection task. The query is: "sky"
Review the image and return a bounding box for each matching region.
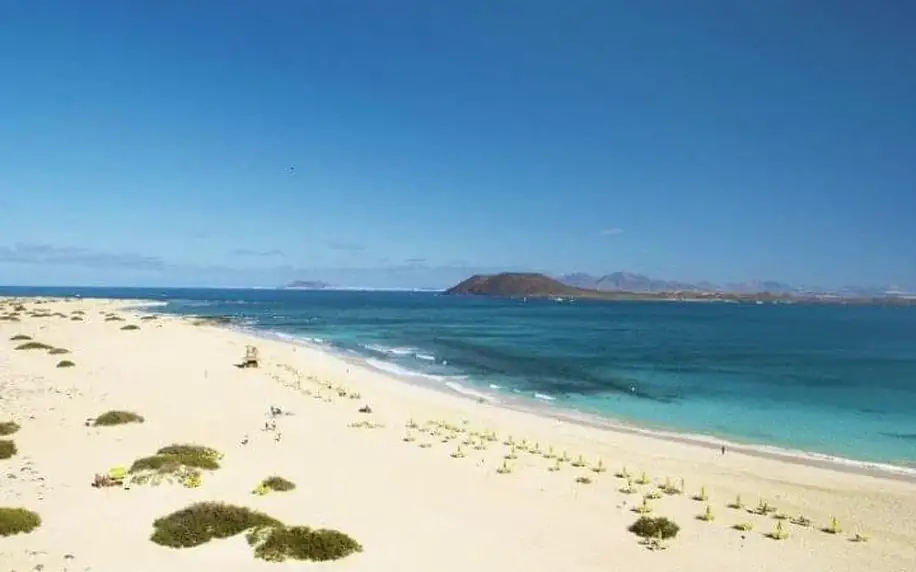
[0,1,914,290]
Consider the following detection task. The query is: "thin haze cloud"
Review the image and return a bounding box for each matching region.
[231,248,284,257]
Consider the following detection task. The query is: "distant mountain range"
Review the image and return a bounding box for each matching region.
[557,272,907,297]
[282,280,333,290]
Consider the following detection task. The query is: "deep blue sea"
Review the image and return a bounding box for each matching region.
[3,286,916,467]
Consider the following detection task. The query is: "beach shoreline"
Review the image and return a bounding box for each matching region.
[233,324,916,483]
[2,296,915,572]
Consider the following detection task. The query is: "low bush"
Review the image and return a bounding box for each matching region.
[148,502,362,563]
[14,341,54,351]
[57,360,76,368]
[130,444,221,473]
[105,316,125,322]
[0,440,17,460]
[0,422,19,436]
[70,316,84,321]
[628,516,680,540]
[150,502,281,548]
[0,508,41,536]
[248,525,363,562]
[260,476,296,492]
[48,347,70,355]
[93,410,145,426]
[121,324,140,331]
[9,334,31,341]
[140,315,158,321]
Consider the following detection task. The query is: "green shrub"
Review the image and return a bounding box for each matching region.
[9,334,31,341]
[628,516,680,540]
[70,316,84,321]
[248,526,363,562]
[130,444,221,473]
[14,341,54,350]
[261,476,296,492]
[121,324,140,331]
[57,360,76,368]
[0,508,41,536]
[140,315,158,321]
[0,422,19,437]
[0,440,16,460]
[105,315,125,322]
[93,410,145,426]
[48,347,70,355]
[150,502,281,548]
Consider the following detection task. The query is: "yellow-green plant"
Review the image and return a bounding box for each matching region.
[733,522,754,531]
[591,458,606,473]
[450,445,466,459]
[633,498,652,514]
[824,517,842,535]
[698,505,715,522]
[728,494,743,509]
[693,486,708,502]
[635,471,650,485]
[496,461,512,474]
[768,521,788,540]
[548,459,561,472]
[570,454,586,468]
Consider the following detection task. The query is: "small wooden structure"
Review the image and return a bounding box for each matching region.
[239,345,259,368]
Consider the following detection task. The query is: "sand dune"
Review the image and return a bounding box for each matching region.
[1,297,914,571]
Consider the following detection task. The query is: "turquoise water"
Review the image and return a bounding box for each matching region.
[3,286,915,466]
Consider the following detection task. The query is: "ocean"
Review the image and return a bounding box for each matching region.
[3,286,915,468]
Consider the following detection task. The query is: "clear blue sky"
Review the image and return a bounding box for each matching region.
[1,1,914,289]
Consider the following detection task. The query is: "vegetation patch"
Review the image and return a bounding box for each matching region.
[48,347,70,355]
[105,315,125,322]
[93,410,145,426]
[0,422,19,437]
[14,341,54,351]
[57,360,76,368]
[628,516,680,540]
[130,444,221,473]
[253,476,296,495]
[151,502,281,548]
[150,502,362,563]
[140,315,158,321]
[0,508,41,537]
[0,440,17,460]
[9,334,31,341]
[247,525,363,562]
[70,316,84,321]
[121,324,141,331]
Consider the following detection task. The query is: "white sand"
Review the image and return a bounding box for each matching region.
[1,297,914,572]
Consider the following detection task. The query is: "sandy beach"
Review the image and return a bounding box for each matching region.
[1,297,915,572]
